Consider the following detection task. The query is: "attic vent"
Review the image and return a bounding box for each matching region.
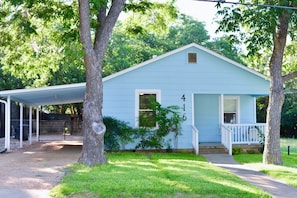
[188,53,197,64]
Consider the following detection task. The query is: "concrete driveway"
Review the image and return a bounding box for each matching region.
[0,135,82,198]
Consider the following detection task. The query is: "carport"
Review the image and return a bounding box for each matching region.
[0,83,86,151]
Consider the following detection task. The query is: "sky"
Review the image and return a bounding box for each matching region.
[176,0,219,36]
[175,0,233,38]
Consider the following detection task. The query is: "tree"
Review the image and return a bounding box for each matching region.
[0,1,83,88]
[77,0,126,165]
[216,0,297,164]
[78,0,179,165]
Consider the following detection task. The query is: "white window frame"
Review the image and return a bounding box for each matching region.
[135,89,161,127]
[223,96,240,124]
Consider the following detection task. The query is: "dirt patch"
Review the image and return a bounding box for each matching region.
[0,138,82,190]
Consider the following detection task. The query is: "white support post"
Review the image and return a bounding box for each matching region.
[36,107,40,141]
[0,99,8,150]
[229,132,232,155]
[220,94,224,143]
[20,103,23,148]
[253,97,257,123]
[7,96,11,151]
[29,106,32,145]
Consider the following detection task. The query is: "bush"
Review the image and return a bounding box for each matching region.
[232,147,243,155]
[246,149,257,154]
[134,101,183,151]
[103,116,135,151]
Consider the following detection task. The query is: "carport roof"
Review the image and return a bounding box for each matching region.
[0,83,86,106]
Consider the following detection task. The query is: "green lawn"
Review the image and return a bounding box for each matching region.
[233,138,297,188]
[50,152,270,198]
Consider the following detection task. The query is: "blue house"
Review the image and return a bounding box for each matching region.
[0,43,269,155]
[102,43,269,154]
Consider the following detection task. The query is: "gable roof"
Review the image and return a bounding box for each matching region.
[103,43,268,82]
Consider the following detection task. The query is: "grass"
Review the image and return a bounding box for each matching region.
[50,152,270,198]
[233,138,297,188]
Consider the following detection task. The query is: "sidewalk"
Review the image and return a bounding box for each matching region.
[203,154,297,198]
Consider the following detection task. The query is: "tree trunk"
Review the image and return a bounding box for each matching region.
[263,11,290,165]
[78,49,107,165]
[77,0,126,165]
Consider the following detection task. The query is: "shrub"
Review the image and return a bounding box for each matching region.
[134,101,183,151]
[232,147,243,155]
[103,116,135,151]
[246,149,257,154]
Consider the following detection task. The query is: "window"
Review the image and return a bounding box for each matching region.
[188,53,197,64]
[224,97,239,124]
[136,90,160,127]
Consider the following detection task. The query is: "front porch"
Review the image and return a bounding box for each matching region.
[192,123,266,155]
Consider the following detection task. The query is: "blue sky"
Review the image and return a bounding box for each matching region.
[176,0,223,38]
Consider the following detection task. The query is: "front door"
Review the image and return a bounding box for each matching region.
[194,94,220,143]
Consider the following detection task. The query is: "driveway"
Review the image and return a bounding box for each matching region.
[0,136,82,197]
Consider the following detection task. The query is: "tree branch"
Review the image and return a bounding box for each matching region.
[94,6,107,49]
[283,71,297,82]
[93,0,126,54]
[78,0,92,49]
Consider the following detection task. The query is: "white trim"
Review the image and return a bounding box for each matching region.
[253,97,257,123]
[191,94,195,126]
[220,94,224,125]
[135,89,161,127]
[103,43,268,82]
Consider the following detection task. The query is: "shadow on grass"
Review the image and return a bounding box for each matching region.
[51,152,270,198]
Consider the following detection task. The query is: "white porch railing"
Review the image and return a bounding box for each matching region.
[192,125,199,155]
[222,123,266,155]
[221,125,233,155]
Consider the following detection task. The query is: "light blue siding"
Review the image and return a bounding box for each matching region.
[194,94,220,142]
[240,95,256,123]
[103,44,269,149]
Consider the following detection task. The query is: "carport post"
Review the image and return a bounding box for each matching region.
[29,106,32,144]
[36,107,40,141]
[0,99,9,150]
[7,96,11,151]
[19,103,23,148]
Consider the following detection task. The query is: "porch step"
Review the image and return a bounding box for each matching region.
[199,144,228,154]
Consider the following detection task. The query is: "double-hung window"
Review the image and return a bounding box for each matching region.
[224,96,239,124]
[135,90,160,127]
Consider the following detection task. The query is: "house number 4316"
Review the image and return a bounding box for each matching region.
[181,94,187,121]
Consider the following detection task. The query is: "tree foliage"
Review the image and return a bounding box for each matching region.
[0,0,84,88]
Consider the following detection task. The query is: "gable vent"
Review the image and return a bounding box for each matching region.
[188,53,197,64]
